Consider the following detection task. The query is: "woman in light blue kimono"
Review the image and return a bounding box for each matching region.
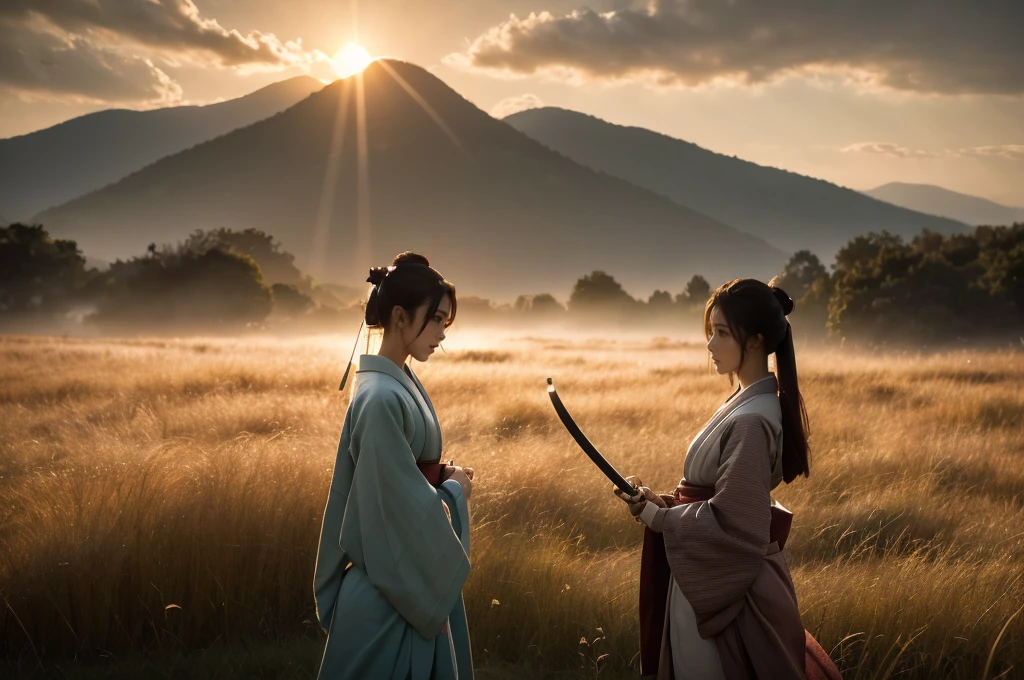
[315,252,474,680]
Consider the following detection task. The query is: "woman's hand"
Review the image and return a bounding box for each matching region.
[445,466,473,501]
[613,476,667,520]
[444,464,474,481]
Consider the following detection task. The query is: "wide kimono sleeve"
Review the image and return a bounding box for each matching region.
[656,413,775,637]
[340,387,471,639]
[313,415,355,630]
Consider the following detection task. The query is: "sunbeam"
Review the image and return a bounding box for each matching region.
[355,69,372,276]
[377,59,475,163]
[310,80,351,282]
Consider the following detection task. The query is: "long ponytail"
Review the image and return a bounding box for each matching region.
[774,322,810,482]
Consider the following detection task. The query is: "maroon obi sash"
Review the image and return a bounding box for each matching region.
[638,481,794,676]
[416,460,447,488]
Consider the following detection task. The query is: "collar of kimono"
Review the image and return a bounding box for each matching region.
[355,354,441,459]
[684,375,779,472]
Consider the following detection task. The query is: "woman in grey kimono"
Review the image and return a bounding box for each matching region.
[314,252,475,680]
[616,279,841,680]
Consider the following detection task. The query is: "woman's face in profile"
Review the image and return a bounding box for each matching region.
[706,306,741,375]
[401,294,451,362]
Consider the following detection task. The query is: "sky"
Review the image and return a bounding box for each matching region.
[2,0,1023,206]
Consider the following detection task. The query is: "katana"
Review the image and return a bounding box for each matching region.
[547,378,639,497]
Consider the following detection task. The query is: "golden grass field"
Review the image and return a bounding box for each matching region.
[1,331,1022,679]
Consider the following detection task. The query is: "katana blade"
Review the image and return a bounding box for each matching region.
[547,378,638,497]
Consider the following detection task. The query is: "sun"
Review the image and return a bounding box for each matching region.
[331,43,373,79]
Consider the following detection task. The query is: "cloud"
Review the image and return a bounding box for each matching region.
[446,0,1024,95]
[958,145,1024,162]
[0,1,326,105]
[489,93,544,119]
[0,1,321,69]
[0,20,183,105]
[843,142,1024,163]
[842,143,935,159]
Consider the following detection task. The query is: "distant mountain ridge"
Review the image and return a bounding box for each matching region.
[0,76,325,221]
[504,107,967,258]
[36,59,786,300]
[863,183,1024,227]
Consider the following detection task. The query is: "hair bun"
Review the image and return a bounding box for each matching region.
[392,251,430,267]
[771,286,795,316]
[366,266,390,286]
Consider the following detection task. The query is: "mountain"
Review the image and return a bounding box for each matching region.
[36,60,787,300]
[504,108,967,258]
[0,76,325,221]
[863,183,1024,227]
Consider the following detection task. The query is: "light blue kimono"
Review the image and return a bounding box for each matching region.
[314,355,473,680]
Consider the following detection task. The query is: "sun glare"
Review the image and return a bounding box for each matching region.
[331,43,373,79]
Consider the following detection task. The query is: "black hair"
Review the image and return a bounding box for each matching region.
[703,278,810,483]
[364,252,457,339]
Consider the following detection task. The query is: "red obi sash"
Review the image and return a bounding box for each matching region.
[417,460,447,488]
[638,481,794,676]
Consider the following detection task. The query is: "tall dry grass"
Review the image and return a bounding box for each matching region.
[1,333,1022,678]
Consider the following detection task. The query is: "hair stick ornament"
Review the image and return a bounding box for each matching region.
[338,318,365,391]
[340,268,394,391]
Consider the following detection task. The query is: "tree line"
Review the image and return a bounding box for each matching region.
[0,225,355,334]
[780,225,1024,344]
[2,222,1022,343]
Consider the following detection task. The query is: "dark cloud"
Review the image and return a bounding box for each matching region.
[447,0,1024,95]
[0,1,318,70]
[0,21,182,104]
[0,1,322,104]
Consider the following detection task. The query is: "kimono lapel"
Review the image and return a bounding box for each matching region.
[405,364,443,455]
[687,384,740,453]
[356,355,441,462]
[684,376,778,479]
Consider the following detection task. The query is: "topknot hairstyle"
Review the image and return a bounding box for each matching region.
[364,252,457,336]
